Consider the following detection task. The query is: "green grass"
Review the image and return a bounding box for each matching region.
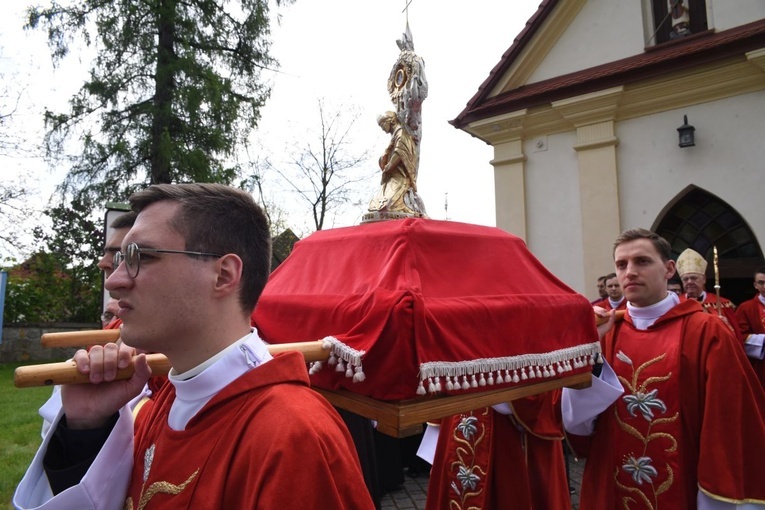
[0,363,52,510]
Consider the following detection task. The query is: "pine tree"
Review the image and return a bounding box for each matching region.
[27,0,292,202]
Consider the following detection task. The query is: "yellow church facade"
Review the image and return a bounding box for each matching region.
[454,0,765,302]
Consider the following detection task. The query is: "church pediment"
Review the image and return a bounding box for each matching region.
[453,1,765,137]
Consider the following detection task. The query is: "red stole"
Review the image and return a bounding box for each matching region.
[427,394,570,510]
[606,319,686,508]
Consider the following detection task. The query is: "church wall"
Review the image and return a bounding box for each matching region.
[528,0,645,85]
[518,130,586,291]
[496,90,765,298]
[708,1,765,32]
[615,90,765,246]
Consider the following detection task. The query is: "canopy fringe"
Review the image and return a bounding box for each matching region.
[308,337,601,396]
[416,341,601,395]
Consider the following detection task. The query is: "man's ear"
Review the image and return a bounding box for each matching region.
[665,260,676,280]
[214,254,243,297]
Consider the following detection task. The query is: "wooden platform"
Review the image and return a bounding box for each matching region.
[316,371,591,437]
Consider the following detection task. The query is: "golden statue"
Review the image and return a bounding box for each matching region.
[365,24,428,221]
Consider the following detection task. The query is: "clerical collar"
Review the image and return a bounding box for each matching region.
[627,292,681,331]
[165,330,273,430]
[609,296,625,308]
[759,294,765,307]
[693,291,707,302]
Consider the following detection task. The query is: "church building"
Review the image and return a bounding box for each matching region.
[453,0,765,303]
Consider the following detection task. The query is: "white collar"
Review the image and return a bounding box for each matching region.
[166,329,273,430]
[627,292,681,331]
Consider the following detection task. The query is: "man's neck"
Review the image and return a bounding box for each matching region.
[168,318,253,373]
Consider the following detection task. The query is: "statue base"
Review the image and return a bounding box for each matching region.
[361,211,426,224]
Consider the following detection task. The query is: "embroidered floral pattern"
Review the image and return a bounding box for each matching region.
[614,350,679,510]
[143,444,155,483]
[456,416,478,441]
[623,389,668,421]
[622,456,659,485]
[447,409,489,509]
[124,444,199,510]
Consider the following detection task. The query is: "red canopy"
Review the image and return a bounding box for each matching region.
[252,218,599,401]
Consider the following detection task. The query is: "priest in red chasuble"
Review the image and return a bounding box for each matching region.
[14,184,374,510]
[736,267,765,387]
[676,247,742,339]
[563,228,765,510]
[420,392,571,510]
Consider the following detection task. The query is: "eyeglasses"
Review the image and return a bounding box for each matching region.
[113,242,222,278]
[100,312,116,323]
[755,280,765,286]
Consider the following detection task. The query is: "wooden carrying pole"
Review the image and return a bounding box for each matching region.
[14,340,329,388]
[16,310,624,389]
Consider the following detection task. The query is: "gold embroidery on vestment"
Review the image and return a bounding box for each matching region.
[614,349,678,509]
[447,408,489,510]
[124,443,200,510]
[124,469,199,510]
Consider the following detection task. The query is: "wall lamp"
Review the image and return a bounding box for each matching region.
[677,115,695,148]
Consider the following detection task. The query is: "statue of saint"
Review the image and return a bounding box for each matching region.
[668,0,691,39]
[365,24,428,220]
[368,111,424,214]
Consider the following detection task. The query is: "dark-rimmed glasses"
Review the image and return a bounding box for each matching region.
[113,242,222,278]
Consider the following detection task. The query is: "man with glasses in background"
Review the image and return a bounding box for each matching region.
[15,183,373,510]
[38,212,138,438]
[736,267,765,387]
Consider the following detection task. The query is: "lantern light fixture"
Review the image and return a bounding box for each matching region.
[677,115,695,148]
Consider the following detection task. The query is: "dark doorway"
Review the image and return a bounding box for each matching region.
[653,186,764,305]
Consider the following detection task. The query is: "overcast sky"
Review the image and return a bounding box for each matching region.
[0,0,539,241]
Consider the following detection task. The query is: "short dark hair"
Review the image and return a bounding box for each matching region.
[110,211,137,230]
[613,228,672,262]
[604,272,617,282]
[755,268,765,278]
[129,183,272,314]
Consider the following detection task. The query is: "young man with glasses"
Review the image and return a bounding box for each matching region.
[736,267,765,387]
[15,183,374,510]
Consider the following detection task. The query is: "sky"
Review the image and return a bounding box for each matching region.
[0,0,541,246]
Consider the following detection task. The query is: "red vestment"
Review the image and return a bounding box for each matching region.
[105,318,122,330]
[691,292,742,340]
[426,392,571,510]
[736,295,765,387]
[125,352,374,509]
[571,300,765,509]
[592,297,626,311]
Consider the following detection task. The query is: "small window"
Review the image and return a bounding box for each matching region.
[650,0,708,45]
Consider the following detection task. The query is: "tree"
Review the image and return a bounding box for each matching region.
[267,99,375,231]
[26,0,292,204]
[0,48,40,258]
[239,153,295,237]
[3,198,102,323]
[0,181,31,258]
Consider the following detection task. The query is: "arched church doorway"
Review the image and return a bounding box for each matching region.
[652,186,764,305]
